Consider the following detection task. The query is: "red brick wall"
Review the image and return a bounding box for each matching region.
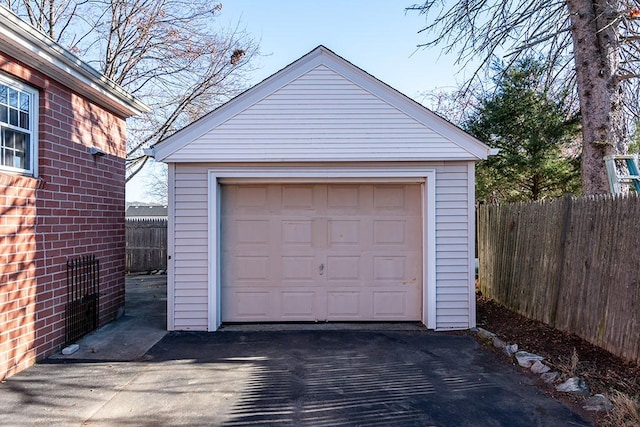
[0,174,38,379]
[0,53,127,379]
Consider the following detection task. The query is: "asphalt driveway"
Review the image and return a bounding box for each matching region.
[1,328,590,426]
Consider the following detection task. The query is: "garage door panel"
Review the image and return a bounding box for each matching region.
[281,291,316,318]
[373,185,407,210]
[327,185,360,212]
[231,291,270,318]
[221,183,422,322]
[236,186,268,208]
[234,256,270,280]
[282,185,317,209]
[373,219,406,244]
[328,219,360,245]
[327,291,360,317]
[281,220,313,245]
[372,256,408,281]
[373,291,410,317]
[326,255,360,281]
[281,256,316,281]
[235,219,269,244]
[375,185,423,214]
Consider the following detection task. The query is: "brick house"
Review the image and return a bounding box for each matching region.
[0,6,148,379]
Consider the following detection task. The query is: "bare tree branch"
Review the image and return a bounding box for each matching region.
[408,0,640,194]
[3,0,259,188]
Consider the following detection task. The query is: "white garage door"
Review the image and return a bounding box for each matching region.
[221,183,423,322]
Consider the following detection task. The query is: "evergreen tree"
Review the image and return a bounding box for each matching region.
[465,59,581,202]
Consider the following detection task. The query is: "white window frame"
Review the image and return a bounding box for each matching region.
[0,73,38,176]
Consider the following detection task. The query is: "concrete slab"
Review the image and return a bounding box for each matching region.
[219,322,428,332]
[49,274,167,362]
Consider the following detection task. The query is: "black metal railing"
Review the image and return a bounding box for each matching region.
[65,255,99,344]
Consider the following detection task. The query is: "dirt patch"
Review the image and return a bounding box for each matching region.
[475,295,640,426]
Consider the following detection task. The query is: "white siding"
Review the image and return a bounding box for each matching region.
[434,163,472,329]
[165,66,472,163]
[172,164,210,330]
[169,161,475,331]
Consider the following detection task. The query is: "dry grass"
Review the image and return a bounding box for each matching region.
[569,348,579,376]
[550,347,581,380]
[476,296,640,426]
[601,392,640,427]
[551,348,640,426]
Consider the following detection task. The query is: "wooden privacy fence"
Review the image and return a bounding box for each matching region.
[126,218,167,272]
[477,194,640,363]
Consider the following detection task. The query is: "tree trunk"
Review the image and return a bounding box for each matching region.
[566,0,625,195]
[531,173,541,201]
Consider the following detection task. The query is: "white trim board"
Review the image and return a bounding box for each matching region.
[467,162,477,328]
[166,164,176,330]
[206,166,437,331]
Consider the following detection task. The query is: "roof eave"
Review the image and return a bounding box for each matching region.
[0,5,149,118]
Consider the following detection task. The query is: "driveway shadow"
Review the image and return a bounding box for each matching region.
[144,330,591,427]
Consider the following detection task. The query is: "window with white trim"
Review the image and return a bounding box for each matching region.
[0,75,37,175]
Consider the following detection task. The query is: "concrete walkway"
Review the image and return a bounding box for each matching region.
[0,275,592,426]
[49,274,168,362]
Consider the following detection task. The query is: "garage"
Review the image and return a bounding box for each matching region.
[147,46,492,331]
[221,183,422,322]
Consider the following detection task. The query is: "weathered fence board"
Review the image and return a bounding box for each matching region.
[126,219,167,272]
[478,194,640,363]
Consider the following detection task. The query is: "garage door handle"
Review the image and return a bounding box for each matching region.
[319,263,324,275]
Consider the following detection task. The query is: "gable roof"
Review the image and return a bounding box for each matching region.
[0,5,149,118]
[149,45,490,162]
